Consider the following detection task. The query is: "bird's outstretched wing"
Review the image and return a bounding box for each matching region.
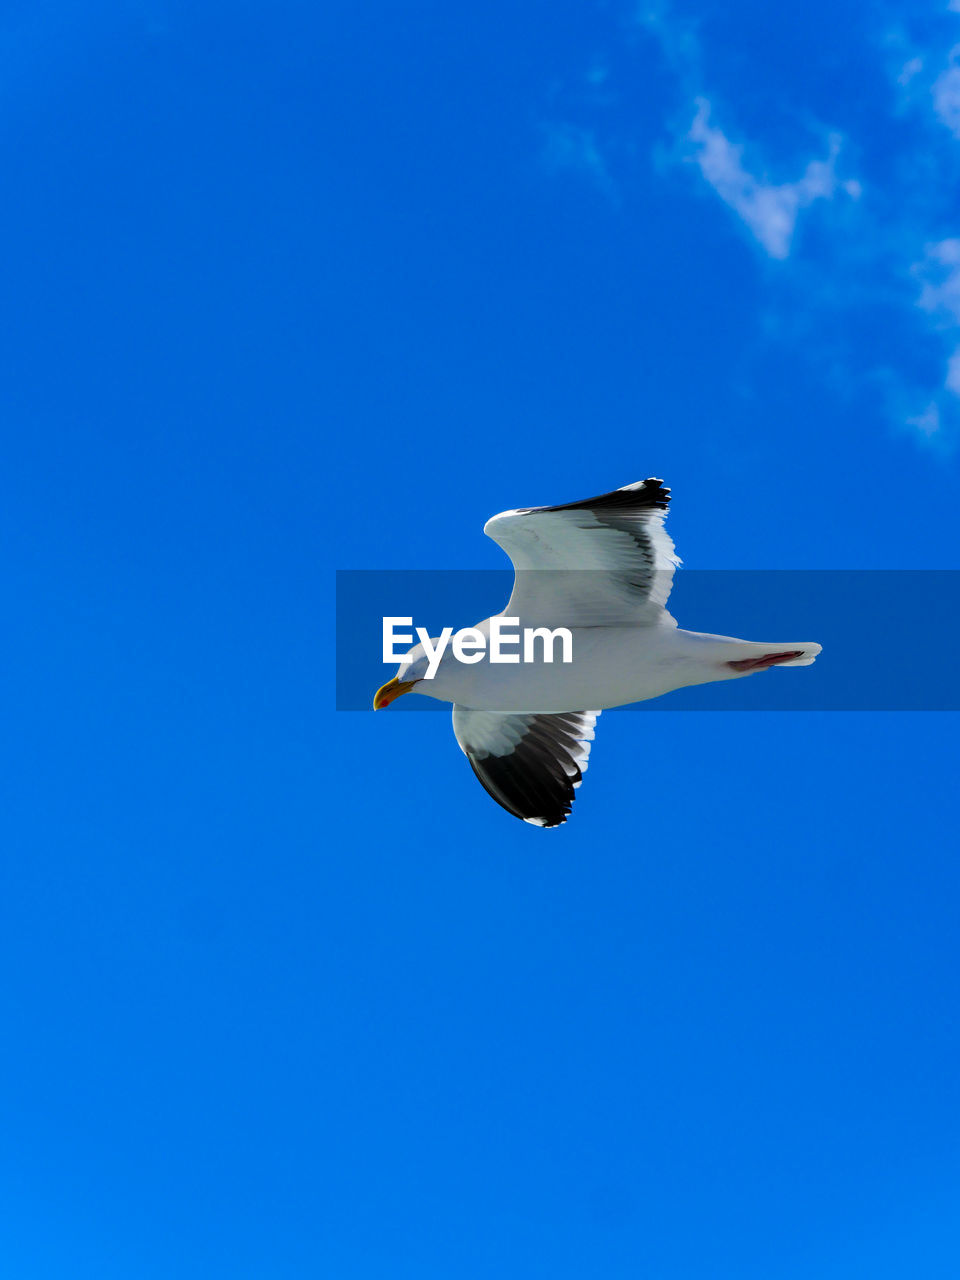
[452,705,600,827]
[483,478,680,627]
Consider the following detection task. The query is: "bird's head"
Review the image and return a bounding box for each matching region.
[372,643,431,710]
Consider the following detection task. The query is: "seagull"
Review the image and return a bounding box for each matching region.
[373,479,821,827]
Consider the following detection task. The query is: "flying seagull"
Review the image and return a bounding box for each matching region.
[374,479,820,827]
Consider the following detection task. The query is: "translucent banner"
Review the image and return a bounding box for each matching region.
[335,570,960,711]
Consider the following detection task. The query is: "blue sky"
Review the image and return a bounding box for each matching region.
[2,2,959,1276]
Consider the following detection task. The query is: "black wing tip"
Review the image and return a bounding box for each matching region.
[529,477,670,516]
[462,711,595,828]
[465,752,576,828]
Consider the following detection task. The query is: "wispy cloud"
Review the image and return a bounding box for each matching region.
[915,238,960,322]
[882,8,960,449]
[645,0,960,449]
[635,7,858,261]
[686,98,855,259]
[932,47,960,137]
[540,0,960,450]
[908,238,960,432]
[540,122,617,202]
[636,0,701,91]
[907,402,943,437]
[898,54,925,87]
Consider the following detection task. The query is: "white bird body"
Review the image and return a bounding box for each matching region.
[415,618,818,714]
[374,478,822,826]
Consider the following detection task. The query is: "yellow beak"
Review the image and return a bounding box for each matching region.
[373,676,418,710]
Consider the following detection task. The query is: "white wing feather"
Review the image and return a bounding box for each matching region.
[483,479,680,627]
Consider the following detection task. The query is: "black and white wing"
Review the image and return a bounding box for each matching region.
[484,478,680,627]
[452,705,600,827]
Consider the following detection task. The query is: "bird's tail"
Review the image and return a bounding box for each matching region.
[724,642,822,672]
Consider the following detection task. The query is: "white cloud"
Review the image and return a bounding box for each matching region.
[553,1,956,449]
[898,55,924,87]
[915,237,960,320]
[636,0,701,90]
[884,26,960,445]
[907,402,942,436]
[907,239,960,436]
[637,10,858,261]
[932,47,960,136]
[540,123,617,201]
[685,98,848,259]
